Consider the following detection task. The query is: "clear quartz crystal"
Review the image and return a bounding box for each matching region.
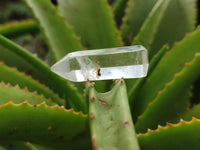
[51,45,149,82]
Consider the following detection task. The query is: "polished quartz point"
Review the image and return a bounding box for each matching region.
[51,45,149,82]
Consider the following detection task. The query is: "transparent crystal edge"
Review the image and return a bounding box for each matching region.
[68,45,146,57]
[51,45,147,67]
[51,45,149,82]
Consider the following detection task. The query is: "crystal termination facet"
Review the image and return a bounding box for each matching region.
[51,45,149,82]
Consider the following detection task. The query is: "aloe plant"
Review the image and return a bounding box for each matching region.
[0,0,199,149]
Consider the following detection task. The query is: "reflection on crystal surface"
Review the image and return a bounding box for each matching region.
[51,45,149,82]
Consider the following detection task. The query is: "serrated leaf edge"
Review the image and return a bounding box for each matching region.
[0,61,65,105]
[137,117,199,137]
[0,100,85,116]
[0,82,63,107]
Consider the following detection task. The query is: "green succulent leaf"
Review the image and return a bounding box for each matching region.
[87,80,140,150]
[135,53,200,133]
[132,26,200,120]
[57,0,122,49]
[138,118,200,150]
[150,0,197,57]
[0,19,38,38]
[132,0,170,51]
[0,101,91,149]
[0,35,87,113]
[121,0,196,56]
[0,62,65,106]
[0,82,56,106]
[24,0,83,61]
[121,0,157,45]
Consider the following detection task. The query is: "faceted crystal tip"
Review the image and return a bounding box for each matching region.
[51,45,149,82]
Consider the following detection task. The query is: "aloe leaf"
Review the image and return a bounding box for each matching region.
[133,26,200,119]
[135,53,200,133]
[121,0,196,52]
[24,0,83,61]
[0,82,57,106]
[121,0,157,45]
[132,0,170,51]
[138,118,200,150]
[57,0,122,49]
[0,19,38,38]
[87,80,140,150]
[0,62,65,106]
[150,0,197,57]
[0,101,91,149]
[0,35,87,113]
[128,45,168,107]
